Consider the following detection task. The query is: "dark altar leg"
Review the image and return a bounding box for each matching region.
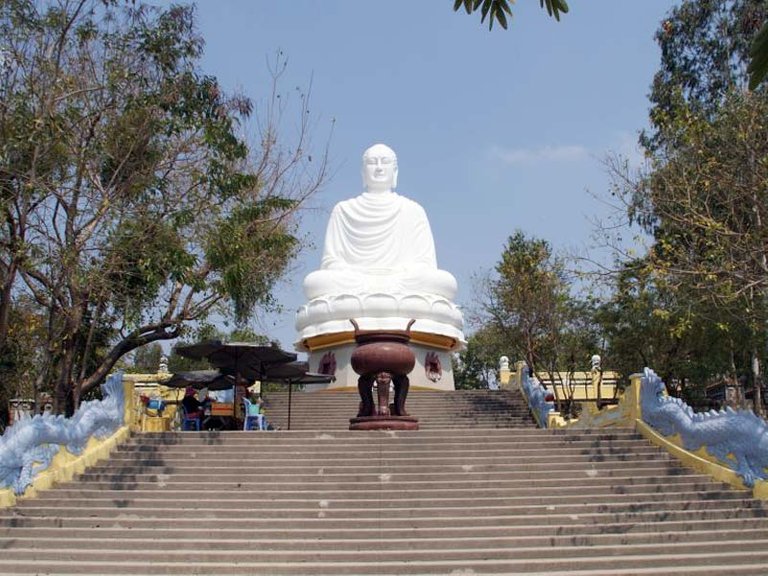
[377,378,390,416]
[392,375,410,417]
[357,374,375,417]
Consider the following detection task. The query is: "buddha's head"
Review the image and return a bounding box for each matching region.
[362,143,398,192]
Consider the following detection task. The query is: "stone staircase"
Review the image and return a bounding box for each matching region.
[263,389,537,430]
[2,389,768,574]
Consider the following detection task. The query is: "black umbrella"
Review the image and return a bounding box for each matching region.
[176,341,298,424]
[176,341,297,381]
[262,361,310,380]
[262,361,335,430]
[163,370,235,391]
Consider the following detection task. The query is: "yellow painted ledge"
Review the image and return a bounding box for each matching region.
[533,377,768,499]
[0,425,132,508]
[633,419,768,498]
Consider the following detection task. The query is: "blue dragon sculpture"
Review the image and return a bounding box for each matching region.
[521,366,554,428]
[640,367,768,487]
[0,372,125,495]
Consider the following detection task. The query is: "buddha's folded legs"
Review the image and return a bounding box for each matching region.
[303,268,458,302]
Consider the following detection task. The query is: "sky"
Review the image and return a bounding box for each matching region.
[162,0,680,354]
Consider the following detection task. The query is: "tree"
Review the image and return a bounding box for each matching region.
[0,1,329,412]
[0,296,48,426]
[601,1,768,412]
[749,18,768,89]
[593,258,743,404]
[452,326,506,389]
[642,0,767,155]
[471,231,598,383]
[612,92,768,412]
[452,0,568,30]
[450,1,768,89]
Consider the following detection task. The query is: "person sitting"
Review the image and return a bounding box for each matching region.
[245,393,267,431]
[182,386,206,427]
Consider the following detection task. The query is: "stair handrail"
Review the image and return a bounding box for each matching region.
[0,372,126,497]
[639,367,768,489]
[519,363,555,428]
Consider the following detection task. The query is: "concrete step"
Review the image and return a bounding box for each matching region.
[5,516,768,540]
[1,389,767,574]
[0,551,768,574]
[4,539,768,563]
[6,527,768,549]
[32,482,744,502]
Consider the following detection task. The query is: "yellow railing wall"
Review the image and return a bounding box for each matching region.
[536,371,768,500]
[0,378,138,508]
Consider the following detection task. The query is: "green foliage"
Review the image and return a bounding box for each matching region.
[748,19,768,89]
[452,0,568,30]
[593,260,741,397]
[453,327,506,389]
[470,231,599,380]
[106,218,196,321]
[598,1,768,411]
[643,0,767,153]
[0,298,47,400]
[643,92,768,304]
[0,1,326,411]
[612,69,768,405]
[206,198,299,324]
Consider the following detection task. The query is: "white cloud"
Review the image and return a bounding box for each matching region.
[491,144,589,165]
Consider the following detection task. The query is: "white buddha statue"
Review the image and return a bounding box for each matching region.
[303,144,457,301]
[296,143,464,346]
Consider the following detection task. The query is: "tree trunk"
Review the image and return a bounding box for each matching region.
[0,260,18,353]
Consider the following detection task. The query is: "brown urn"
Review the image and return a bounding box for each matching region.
[349,319,416,376]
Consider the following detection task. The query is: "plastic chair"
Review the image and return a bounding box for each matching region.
[180,404,201,431]
[242,398,264,431]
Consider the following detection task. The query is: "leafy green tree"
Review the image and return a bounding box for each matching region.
[642,0,767,156]
[452,0,569,30]
[602,1,768,412]
[748,18,768,89]
[449,1,768,89]
[593,259,744,404]
[0,296,48,425]
[612,92,768,412]
[453,327,506,389]
[0,1,328,412]
[471,231,599,383]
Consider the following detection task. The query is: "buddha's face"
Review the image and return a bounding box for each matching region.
[362,144,398,191]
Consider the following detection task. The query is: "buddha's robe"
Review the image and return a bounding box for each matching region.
[303,191,457,301]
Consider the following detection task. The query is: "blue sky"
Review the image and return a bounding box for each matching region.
[172,1,679,352]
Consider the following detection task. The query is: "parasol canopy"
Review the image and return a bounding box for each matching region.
[163,370,235,391]
[262,361,310,381]
[175,341,297,381]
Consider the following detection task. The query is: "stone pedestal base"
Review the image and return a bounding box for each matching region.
[304,342,457,391]
[349,415,419,431]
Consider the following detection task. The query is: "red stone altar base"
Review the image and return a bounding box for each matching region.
[348,319,419,431]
